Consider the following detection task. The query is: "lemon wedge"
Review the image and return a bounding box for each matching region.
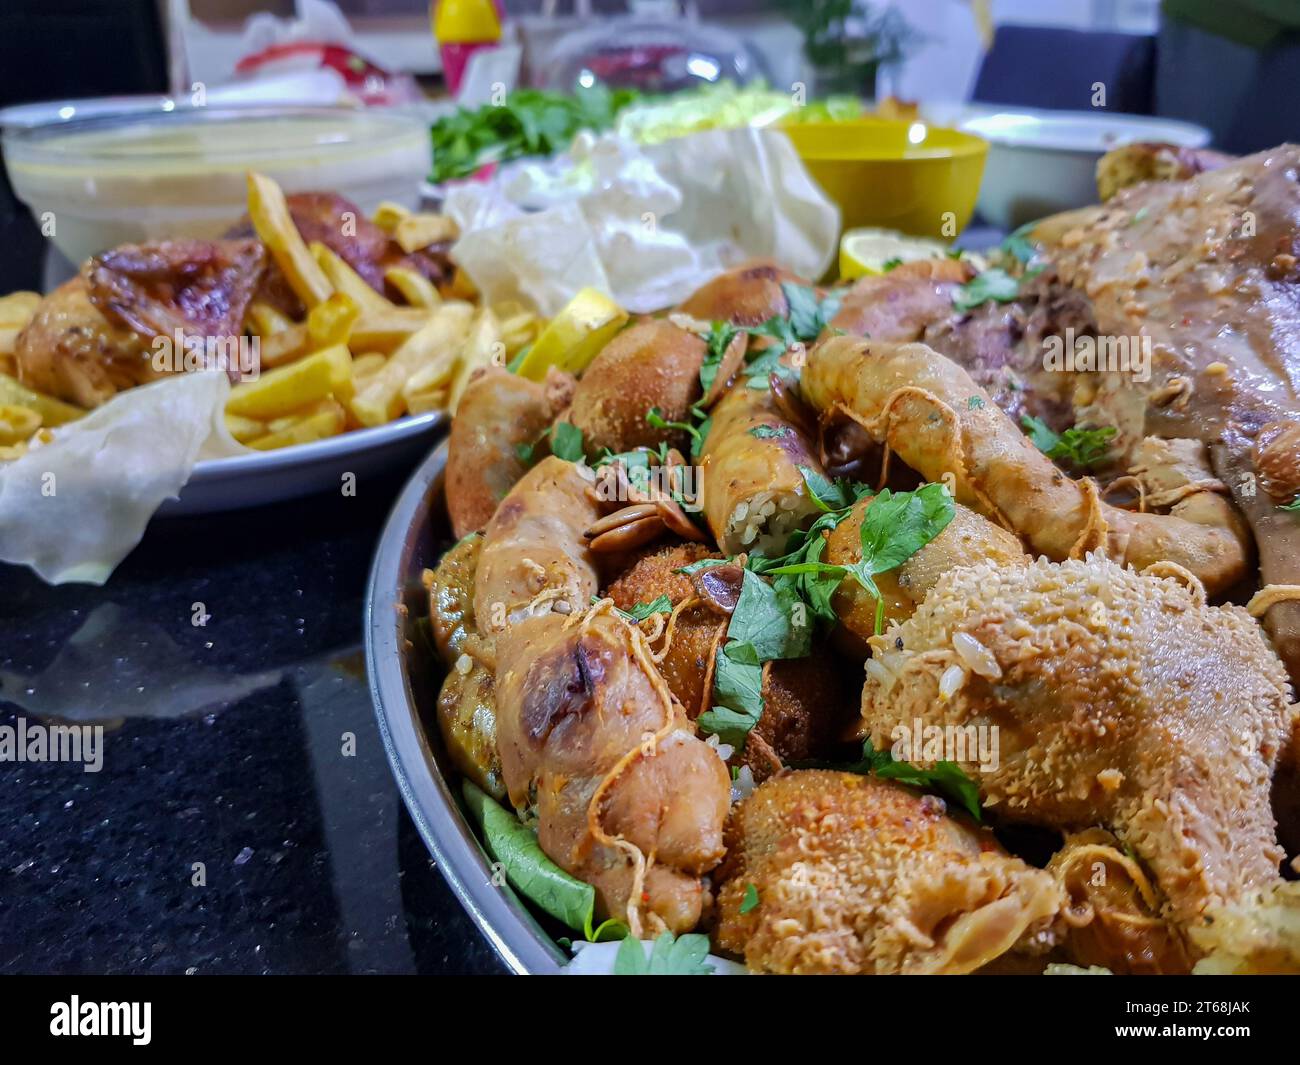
[513,288,628,382]
[839,228,955,281]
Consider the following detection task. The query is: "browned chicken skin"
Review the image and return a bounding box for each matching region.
[715,770,1062,974]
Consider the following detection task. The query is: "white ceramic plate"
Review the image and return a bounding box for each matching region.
[924,105,1211,229]
[156,410,447,517]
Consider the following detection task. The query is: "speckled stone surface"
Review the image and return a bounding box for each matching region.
[0,470,505,974]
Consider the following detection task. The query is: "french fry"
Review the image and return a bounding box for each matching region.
[0,291,41,327]
[349,303,472,427]
[257,323,310,369]
[371,201,411,234]
[246,301,296,337]
[384,266,441,309]
[393,213,459,254]
[351,352,387,379]
[224,412,266,444]
[247,404,346,451]
[350,307,446,353]
[226,344,353,419]
[0,326,22,357]
[447,308,501,414]
[310,242,392,315]
[307,291,361,349]
[266,398,346,434]
[0,372,84,427]
[247,171,332,308]
[402,384,448,415]
[0,403,41,445]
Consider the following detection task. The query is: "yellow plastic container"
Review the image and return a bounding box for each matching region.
[780,118,988,240]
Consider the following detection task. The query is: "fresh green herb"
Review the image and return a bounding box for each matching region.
[834,740,982,821]
[750,425,792,440]
[881,257,903,272]
[1280,496,1300,512]
[967,395,985,410]
[999,221,1039,265]
[506,342,532,374]
[1130,206,1149,226]
[781,282,841,341]
[797,465,864,512]
[549,421,586,463]
[462,780,627,941]
[739,283,842,391]
[626,595,672,622]
[614,932,713,976]
[739,883,760,914]
[429,85,640,183]
[675,556,733,576]
[1020,415,1116,469]
[767,483,955,635]
[953,267,1022,311]
[699,321,740,398]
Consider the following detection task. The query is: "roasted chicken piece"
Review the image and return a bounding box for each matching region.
[85,238,266,348]
[714,770,1062,974]
[14,278,152,408]
[860,554,1293,940]
[14,238,269,408]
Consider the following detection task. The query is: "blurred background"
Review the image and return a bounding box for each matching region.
[1,0,1297,292]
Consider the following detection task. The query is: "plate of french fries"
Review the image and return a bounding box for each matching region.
[0,172,541,516]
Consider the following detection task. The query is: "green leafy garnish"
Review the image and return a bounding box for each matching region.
[429,85,639,183]
[1280,496,1300,512]
[739,283,843,391]
[999,221,1039,265]
[952,268,1022,311]
[835,740,982,821]
[614,932,713,976]
[767,483,954,635]
[882,257,903,272]
[699,321,740,398]
[1020,415,1115,469]
[626,595,672,622]
[750,425,792,440]
[462,780,627,941]
[739,884,760,914]
[646,404,712,462]
[549,421,586,463]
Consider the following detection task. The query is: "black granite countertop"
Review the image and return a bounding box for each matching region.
[0,466,505,974]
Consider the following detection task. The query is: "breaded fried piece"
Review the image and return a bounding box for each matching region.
[677,261,808,327]
[715,770,1062,974]
[861,555,1293,932]
[604,543,858,775]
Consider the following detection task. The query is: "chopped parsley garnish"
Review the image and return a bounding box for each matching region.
[625,595,672,622]
[548,421,586,463]
[999,221,1039,265]
[749,425,792,440]
[614,932,713,976]
[646,406,710,461]
[1020,414,1115,469]
[699,321,740,398]
[838,740,982,821]
[1281,496,1300,512]
[739,884,760,914]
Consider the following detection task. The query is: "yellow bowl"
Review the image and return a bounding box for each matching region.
[780,118,988,241]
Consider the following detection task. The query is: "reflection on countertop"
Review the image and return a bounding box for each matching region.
[0,472,504,975]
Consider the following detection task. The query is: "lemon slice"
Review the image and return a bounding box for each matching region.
[513,288,629,382]
[839,228,954,281]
